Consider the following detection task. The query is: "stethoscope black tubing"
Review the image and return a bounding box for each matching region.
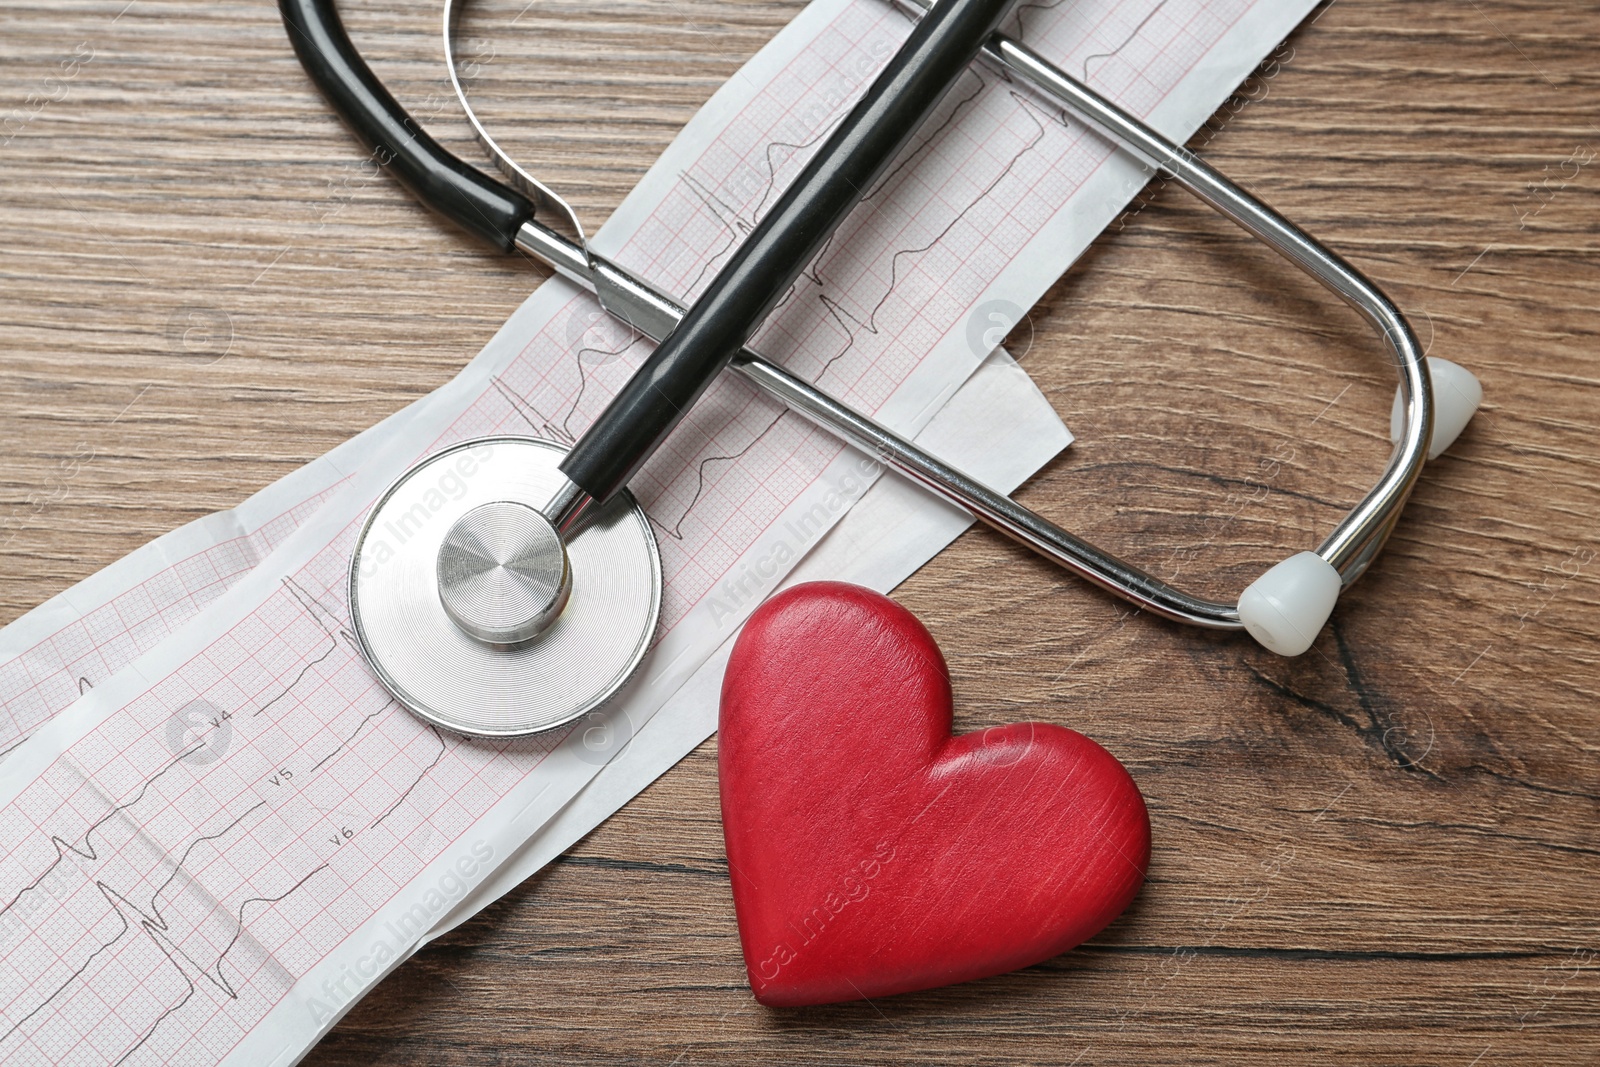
[279,0,535,250]
[558,0,1016,504]
[278,0,1015,513]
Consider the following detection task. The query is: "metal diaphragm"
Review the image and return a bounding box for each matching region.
[436,500,572,645]
[348,436,661,737]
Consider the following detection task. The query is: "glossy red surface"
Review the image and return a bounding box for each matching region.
[719,582,1151,1007]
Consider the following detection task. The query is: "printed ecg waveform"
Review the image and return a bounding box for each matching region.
[0,556,563,1064]
[0,481,347,762]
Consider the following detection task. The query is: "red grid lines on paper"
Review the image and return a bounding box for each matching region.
[0,479,347,760]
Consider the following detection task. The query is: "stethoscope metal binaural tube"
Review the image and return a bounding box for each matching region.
[284,0,1438,642]
[513,220,1244,628]
[475,4,1434,629]
[932,5,1432,585]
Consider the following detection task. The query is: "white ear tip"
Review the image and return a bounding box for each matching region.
[1237,551,1342,657]
[1390,357,1484,460]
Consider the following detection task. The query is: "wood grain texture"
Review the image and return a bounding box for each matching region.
[2,0,1597,1063]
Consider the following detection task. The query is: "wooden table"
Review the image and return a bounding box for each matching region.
[3,0,1597,1063]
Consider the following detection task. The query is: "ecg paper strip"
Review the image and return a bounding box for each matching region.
[0,459,363,763]
[0,395,437,763]
[0,0,1317,1062]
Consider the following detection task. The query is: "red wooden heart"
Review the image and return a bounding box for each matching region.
[719,582,1150,1007]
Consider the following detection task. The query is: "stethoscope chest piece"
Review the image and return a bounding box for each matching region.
[349,436,661,737]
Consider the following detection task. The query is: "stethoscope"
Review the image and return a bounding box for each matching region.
[279,0,1481,737]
